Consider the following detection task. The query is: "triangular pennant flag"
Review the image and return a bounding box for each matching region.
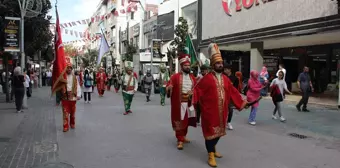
[114,11,119,16]
[82,20,86,24]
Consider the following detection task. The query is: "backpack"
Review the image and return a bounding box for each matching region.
[84,76,93,87]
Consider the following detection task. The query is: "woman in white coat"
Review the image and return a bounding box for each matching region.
[83,69,93,103]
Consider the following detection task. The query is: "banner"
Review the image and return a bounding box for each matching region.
[4,17,20,52]
[152,39,161,58]
[157,11,175,40]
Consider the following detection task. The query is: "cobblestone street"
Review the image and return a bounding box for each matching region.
[0,87,339,168]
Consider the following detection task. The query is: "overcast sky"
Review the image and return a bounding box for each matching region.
[49,0,162,42]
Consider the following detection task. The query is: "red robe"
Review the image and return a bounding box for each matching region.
[96,72,107,91]
[194,72,247,140]
[167,72,197,132]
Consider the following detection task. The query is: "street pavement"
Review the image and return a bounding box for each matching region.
[0,87,339,168]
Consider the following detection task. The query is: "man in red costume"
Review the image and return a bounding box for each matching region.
[96,67,107,97]
[167,53,197,150]
[194,43,251,167]
[61,59,81,132]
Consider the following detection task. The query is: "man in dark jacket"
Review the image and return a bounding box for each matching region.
[223,63,239,130]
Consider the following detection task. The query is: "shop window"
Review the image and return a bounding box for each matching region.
[131,12,135,20]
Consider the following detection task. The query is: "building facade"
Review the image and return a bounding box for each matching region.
[198,0,340,95]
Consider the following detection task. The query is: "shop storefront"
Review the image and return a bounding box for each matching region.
[198,0,340,95]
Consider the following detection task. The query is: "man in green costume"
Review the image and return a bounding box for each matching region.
[121,61,138,115]
[158,64,170,106]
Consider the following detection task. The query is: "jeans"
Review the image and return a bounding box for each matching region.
[14,87,25,111]
[248,107,257,122]
[84,92,91,102]
[273,101,283,117]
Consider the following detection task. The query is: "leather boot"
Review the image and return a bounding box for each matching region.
[208,152,217,167]
[214,147,223,158]
[177,142,183,150]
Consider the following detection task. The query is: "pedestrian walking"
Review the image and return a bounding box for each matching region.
[96,68,107,97]
[296,66,314,112]
[270,71,292,122]
[247,70,266,125]
[42,70,47,86]
[143,69,154,102]
[166,53,197,150]
[113,70,120,93]
[46,69,52,86]
[260,66,269,96]
[194,43,252,167]
[223,63,239,130]
[276,64,286,80]
[235,71,243,93]
[12,66,25,113]
[158,64,170,106]
[83,69,93,103]
[121,61,138,115]
[23,70,31,98]
[106,73,112,91]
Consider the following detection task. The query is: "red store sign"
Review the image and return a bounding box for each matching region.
[222,0,275,16]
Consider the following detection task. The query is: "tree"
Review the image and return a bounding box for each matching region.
[81,49,98,69]
[64,45,78,57]
[124,43,137,62]
[170,17,189,57]
[168,17,189,73]
[0,0,53,56]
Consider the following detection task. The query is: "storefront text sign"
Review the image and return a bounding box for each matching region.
[4,17,20,52]
[222,0,274,16]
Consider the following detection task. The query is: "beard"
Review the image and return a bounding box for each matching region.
[214,66,223,73]
[182,68,190,74]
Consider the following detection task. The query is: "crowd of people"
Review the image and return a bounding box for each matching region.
[0,42,316,167]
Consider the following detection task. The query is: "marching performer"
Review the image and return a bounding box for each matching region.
[166,53,197,150]
[142,69,153,102]
[121,61,138,115]
[96,67,107,97]
[158,64,170,106]
[194,43,252,167]
[61,61,81,132]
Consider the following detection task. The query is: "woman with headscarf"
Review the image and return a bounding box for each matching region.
[235,71,243,93]
[83,69,93,103]
[246,70,265,125]
[12,66,25,113]
[259,66,269,96]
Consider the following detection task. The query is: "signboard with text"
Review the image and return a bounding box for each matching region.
[152,39,162,58]
[4,17,20,52]
[157,11,174,40]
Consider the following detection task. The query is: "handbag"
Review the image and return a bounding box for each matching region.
[270,84,283,102]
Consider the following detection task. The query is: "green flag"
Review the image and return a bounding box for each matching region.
[185,35,198,66]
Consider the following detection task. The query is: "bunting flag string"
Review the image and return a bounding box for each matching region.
[57,1,138,28]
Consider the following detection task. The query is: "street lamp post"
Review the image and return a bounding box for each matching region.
[17,0,42,109]
[17,0,42,69]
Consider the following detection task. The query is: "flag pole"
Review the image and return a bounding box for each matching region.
[100,28,110,48]
[187,34,201,73]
